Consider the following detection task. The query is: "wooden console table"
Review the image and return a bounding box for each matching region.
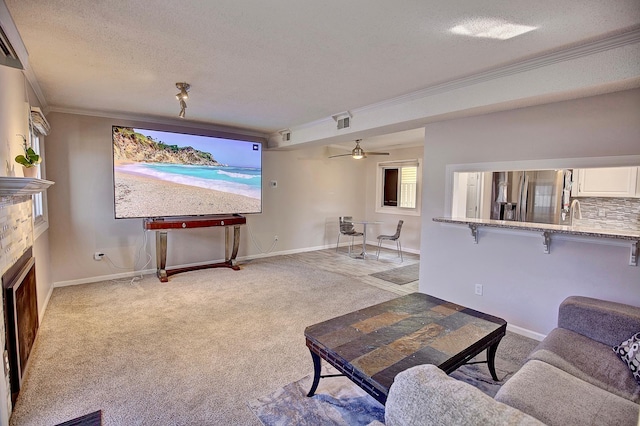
[143,215,246,282]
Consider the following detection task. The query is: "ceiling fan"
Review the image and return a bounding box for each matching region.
[329,139,390,160]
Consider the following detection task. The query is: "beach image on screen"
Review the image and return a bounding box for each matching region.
[113,126,262,218]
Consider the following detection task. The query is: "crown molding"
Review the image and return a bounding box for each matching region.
[23,67,47,110]
[356,25,640,115]
[281,25,640,137]
[47,106,269,140]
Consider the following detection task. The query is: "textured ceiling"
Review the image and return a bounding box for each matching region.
[5,0,640,138]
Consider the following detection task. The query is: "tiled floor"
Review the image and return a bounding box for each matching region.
[281,244,420,295]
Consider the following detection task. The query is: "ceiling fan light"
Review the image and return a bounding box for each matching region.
[352,147,364,159]
[175,82,190,100]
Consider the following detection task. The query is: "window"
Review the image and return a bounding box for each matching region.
[29,107,50,238]
[31,133,42,213]
[377,160,420,215]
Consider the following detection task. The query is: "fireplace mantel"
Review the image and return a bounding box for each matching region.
[0,177,54,197]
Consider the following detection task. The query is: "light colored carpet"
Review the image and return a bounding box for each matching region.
[249,331,538,426]
[369,264,419,285]
[10,256,398,425]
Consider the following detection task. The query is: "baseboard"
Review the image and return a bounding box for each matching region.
[54,268,156,287]
[245,243,337,259]
[335,240,420,255]
[53,243,422,287]
[371,240,420,255]
[38,284,54,323]
[506,324,546,341]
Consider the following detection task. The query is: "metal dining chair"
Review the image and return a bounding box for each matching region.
[376,220,404,261]
[336,216,363,255]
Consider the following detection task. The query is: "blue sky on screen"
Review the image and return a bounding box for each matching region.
[134,128,262,168]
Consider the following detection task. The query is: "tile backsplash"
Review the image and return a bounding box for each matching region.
[572,197,640,231]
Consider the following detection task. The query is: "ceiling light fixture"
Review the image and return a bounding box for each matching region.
[352,140,365,159]
[450,18,537,40]
[175,82,190,118]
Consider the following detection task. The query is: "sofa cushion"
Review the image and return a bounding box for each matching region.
[495,360,640,426]
[385,364,543,426]
[614,332,640,385]
[528,327,640,402]
[558,296,640,347]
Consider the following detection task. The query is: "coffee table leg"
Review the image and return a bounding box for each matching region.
[487,340,500,381]
[307,350,322,397]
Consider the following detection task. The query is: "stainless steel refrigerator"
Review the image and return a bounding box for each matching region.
[492,170,567,225]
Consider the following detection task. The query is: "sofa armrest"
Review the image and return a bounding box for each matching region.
[384,365,544,426]
[558,296,640,347]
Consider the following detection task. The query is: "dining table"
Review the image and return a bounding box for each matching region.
[348,219,382,259]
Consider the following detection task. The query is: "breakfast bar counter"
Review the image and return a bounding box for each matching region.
[433,217,640,266]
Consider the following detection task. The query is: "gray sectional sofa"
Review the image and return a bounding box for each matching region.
[382,296,640,425]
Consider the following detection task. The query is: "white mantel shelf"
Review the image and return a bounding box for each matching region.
[0,177,54,197]
[433,217,640,266]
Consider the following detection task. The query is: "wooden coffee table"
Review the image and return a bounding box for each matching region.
[304,293,507,405]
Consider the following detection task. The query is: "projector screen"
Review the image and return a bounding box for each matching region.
[112,126,262,219]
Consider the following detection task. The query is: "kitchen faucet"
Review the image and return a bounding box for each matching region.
[569,199,582,224]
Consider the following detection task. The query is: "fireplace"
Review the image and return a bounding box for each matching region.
[0,176,53,416]
[1,248,38,405]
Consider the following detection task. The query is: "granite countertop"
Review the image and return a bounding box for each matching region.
[433,217,640,241]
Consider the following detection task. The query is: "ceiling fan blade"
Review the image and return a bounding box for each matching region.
[328,153,354,158]
[366,152,390,156]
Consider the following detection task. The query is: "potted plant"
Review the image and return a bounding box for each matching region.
[14,135,41,178]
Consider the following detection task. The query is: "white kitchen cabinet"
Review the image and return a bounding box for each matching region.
[572,167,639,198]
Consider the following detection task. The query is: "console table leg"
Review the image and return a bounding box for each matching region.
[225,226,231,262]
[231,225,240,263]
[225,225,241,266]
[307,350,322,397]
[487,340,500,381]
[156,230,168,282]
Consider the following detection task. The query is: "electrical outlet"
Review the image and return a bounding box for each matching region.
[274,235,279,241]
[94,252,104,261]
[474,283,483,296]
[597,208,606,218]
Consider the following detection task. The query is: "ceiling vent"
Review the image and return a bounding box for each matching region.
[0,24,23,70]
[332,111,352,130]
[337,116,350,129]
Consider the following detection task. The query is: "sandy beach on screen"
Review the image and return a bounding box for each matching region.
[114,170,261,218]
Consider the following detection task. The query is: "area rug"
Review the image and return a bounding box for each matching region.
[249,364,510,426]
[248,365,384,426]
[369,263,419,285]
[249,331,537,426]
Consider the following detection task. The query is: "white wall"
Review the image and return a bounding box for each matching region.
[420,89,640,337]
[44,112,369,284]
